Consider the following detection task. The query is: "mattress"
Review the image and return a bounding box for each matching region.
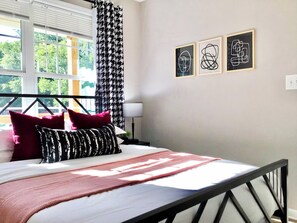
[0,145,277,223]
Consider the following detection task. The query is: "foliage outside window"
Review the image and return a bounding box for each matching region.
[34,28,95,113]
[0,17,96,120]
[0,18,22,114]
[0,18,22,71]
[0,75,22,114]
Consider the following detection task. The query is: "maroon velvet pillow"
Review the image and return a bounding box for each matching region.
[68,109,111,130]
[9,111,64,161]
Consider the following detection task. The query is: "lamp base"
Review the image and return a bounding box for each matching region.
[129,138,139,144]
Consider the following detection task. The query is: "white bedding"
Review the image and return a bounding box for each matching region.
[0,145,277,223]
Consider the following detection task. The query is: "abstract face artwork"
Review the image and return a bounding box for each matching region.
[178,50,192,74]
[175,43,195,77]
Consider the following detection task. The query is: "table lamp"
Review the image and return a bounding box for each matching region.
[123,102,143,143]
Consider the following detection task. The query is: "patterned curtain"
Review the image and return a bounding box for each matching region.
[93,0,125,129]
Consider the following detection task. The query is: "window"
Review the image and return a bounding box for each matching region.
[0,17,22,118]
[34,27,95,76]
[78,39,94,77]
[0,18,22,71]
[0,75,22,114]
[34,28,69,74]
[0,1,95,119]
[34,28,95,113]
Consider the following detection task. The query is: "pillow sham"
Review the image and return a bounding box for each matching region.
[36,123,121,163]
[0,129,14,163]
[9,111,64,161]
[114,126,126,135]
[68,109,111,130]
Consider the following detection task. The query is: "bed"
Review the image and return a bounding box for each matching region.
[0,94,289,223]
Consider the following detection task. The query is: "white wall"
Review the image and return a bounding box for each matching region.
[64,0,297,212]
[119,0,143,137]
[120,0,142,102]
[138,0,297,211]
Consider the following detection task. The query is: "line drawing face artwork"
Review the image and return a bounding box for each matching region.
[175,43,195,78]
[227,30,254,72]
[200,43,219,71]
[178,50,192,74]
[198,37,222,75]
[230,39,250,67]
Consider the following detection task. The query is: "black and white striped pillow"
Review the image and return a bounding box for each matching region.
[36,124,121,163]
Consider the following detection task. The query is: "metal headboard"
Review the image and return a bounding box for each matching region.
[0,93,98,115]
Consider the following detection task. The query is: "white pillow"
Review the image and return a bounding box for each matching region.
[114,126,126,145]
[114,126,126,135]
[64,120,72,131]
[117,137,124,145]
[0,129,14,163]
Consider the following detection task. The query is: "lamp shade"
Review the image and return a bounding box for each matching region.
[123,103,143,118]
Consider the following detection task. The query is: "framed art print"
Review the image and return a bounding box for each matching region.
[226,29,255,72]
[198,37,222,75]
[175,43,195,78]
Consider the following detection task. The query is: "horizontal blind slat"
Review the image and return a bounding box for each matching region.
[0,0,92,38]
[0,0,30,20]
[33,3,92,39]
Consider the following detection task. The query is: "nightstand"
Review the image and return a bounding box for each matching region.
[122,139,150,146]
[134,141,150,146]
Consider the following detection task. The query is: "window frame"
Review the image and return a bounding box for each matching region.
[0,18,95,93]
[0,0,95,123]
[34,26,95,100]
[0,17,24,74]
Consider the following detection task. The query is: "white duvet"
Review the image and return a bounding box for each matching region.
[0,145,277,223]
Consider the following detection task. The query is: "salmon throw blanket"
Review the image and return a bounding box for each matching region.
[0,151,219,223]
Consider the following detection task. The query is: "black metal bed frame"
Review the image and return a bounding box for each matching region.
[0,93,96,115]
[125,159,288,223]
[0,93,289,223]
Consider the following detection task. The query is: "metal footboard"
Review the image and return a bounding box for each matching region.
[124,159,288,223]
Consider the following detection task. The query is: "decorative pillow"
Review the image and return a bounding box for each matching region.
[64,120,72,131]
[114,126,126,145]
[9,111,64,161]
[68,109,111,130]
[36,123,121,163]
[114,126,126,135]
[0,129,14,163]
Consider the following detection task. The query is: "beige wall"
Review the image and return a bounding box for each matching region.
[120,0,143,137]
[138,0,297,211]
[63,0,297,213]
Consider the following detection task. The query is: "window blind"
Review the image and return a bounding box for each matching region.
[0,0,30,21]
[32,1,93,39]
[0,0,93,39]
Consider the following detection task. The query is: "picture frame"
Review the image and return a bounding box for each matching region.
[226,29,255,72]
[175,43,196,78]
[198,37,222,75]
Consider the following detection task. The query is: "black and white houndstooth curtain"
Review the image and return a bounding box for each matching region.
[93,0,125,129]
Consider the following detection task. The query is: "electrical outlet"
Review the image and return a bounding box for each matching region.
[286,74,297,90]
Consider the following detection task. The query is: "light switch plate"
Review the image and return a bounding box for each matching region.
[286,74,297,90]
